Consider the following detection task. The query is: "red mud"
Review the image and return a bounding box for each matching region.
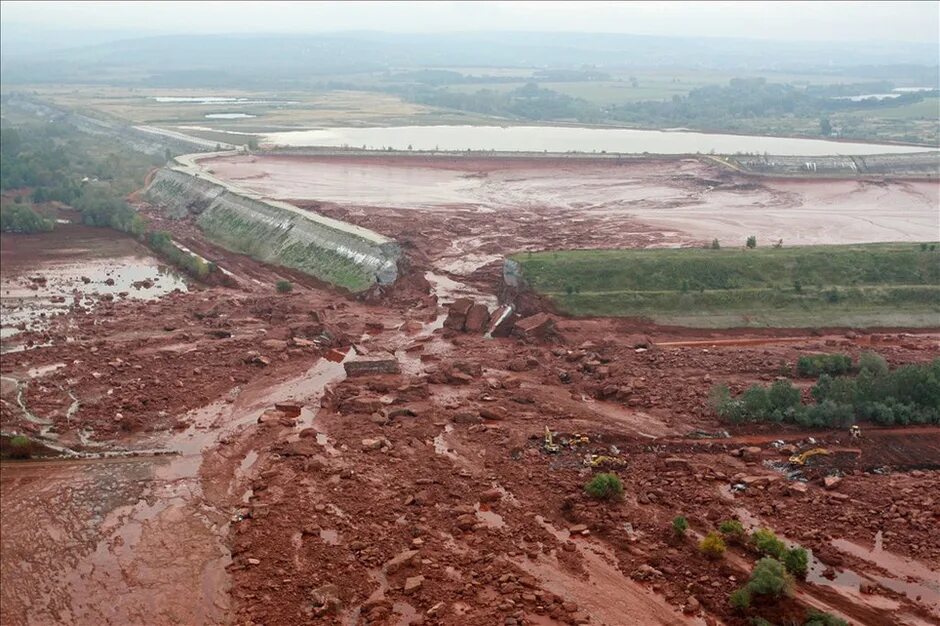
[1,155,939,626]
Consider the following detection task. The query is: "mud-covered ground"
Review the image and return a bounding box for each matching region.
[1,157,939,626]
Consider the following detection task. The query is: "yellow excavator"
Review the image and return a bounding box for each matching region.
[788,447,831,466]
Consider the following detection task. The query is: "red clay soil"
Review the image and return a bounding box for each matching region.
[2,162,939,626]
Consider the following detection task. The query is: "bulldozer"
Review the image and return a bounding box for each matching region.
[788,447,831,466]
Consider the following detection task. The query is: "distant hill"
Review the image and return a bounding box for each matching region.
[2,31,937,87]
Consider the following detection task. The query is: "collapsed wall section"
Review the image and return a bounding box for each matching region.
[145,168,399,291]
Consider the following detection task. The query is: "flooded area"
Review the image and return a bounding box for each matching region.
[203,154,939,246]
[253,124,931,155]
[0,225,187,350]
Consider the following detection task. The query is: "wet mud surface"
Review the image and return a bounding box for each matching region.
[1,156,939,625]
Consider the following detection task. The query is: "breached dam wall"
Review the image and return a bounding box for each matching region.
[145,166,399,291]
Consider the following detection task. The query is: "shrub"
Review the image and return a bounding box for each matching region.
[784,546,809,578]
[699,531,726,559]
[719,519,746,543]
[804,609,848,626]
[276,280,293,294]
[0,203,54,233]
[729,588,751,610]
[672,516,689,537]
[746,235,757,249]
[584,473,624,500]
[8,435,32,459]
[751,528,787,560]
[747,557,794,599]
[796,353,852,377]
[711,238,721,250]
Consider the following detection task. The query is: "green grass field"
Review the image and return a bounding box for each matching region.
[510,244,940,328]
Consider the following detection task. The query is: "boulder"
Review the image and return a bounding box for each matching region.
[823,475,842,490]
[444,298,474,330]
[512,313,555,340]
[464,303,491,333]
[741,446,762,461]
[344,358,400,377]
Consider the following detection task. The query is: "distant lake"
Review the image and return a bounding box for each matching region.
[256,125,931,156]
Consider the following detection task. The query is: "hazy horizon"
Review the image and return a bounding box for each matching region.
[2,1,938,45]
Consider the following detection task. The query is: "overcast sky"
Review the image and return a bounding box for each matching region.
[2,0,938,43]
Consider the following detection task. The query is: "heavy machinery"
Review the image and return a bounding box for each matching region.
[788,447,831,466]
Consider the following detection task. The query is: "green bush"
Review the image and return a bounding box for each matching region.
[711,238,720,250]
[8,435,32,459]
[804,609,848,626]
[699,531,726,559]
[672,516,689,537]
[584,473,624,500]
[0,202,54,233]
[797,353,852,377]
[858,351,889,377]
[276,280,294,294]
[751,528,787,560]
[747,557,794,599]
[719,519,746,543]
[784,547,809,578]
[746,235,757,249]
[729,588,751,610]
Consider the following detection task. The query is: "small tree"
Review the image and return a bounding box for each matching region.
[585,473,624,500]
[747,557,794,599]
[711,238,721,250]
[746,235,757,249]
[8,435,32,459]
[820,117,832,136]
[751,528,787,560]
[805,609,849,626]
[728,588,751,611]
[672,516,689,537]
[783,547,809,578]
[719,519,746,544]
[276,280,293,294]
[858,351,888,377]
[699,531,726,559]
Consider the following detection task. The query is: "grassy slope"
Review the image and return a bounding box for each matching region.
[512,244,940,328]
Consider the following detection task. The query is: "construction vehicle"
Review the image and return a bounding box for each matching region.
[789,447,831,466]
[586,454,626,469]
[543,427,560,454]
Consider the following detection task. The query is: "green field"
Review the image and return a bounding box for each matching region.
[510,244,940,328]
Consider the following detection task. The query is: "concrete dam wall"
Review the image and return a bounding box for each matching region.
[145,164,400,291]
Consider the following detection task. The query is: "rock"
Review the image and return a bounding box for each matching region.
[324,347,349,362]
[444,298,474,330]
[479,407,505,421]
[464,303,491,333]
[787,482,809,495]
[486,304,516,337]
[310,583,342,615]
[403,575,424,594]
[261,339,288,351]
[361,437,390,451]
[455,514,477,530]
[344,357,400,377]
[664,457,691,470]
[625,334,654,349]
[275,402,302,417]
[479,488,503,503]
[247,558,260,565]
[741,446,762,461]
[823,475,843,490]
[568,524,588,534]
[453,411,482,425]
[512,313,555,340]
[683,596,700,614]
[385,549,419,574]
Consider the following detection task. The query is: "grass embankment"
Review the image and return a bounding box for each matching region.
[511,244,940,328]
